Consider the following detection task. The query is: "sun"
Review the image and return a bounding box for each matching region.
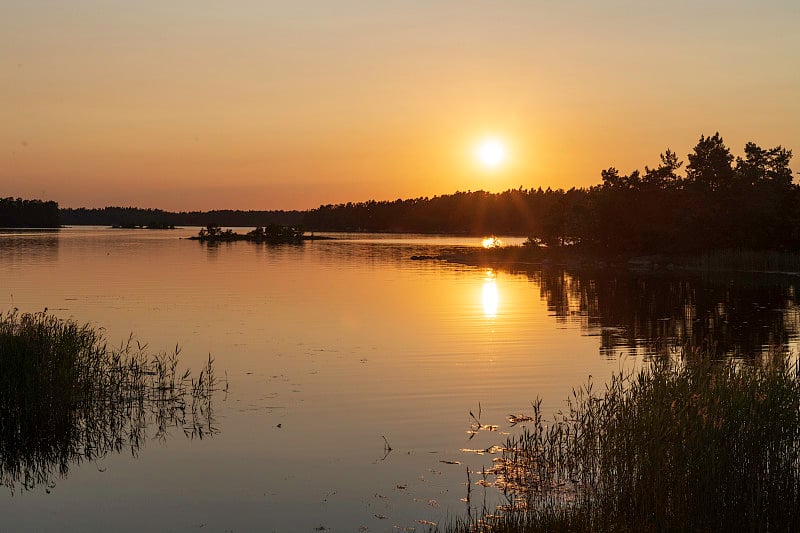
[476,138,507,169]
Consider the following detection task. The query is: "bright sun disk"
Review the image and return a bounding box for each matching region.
[477,139,507,168]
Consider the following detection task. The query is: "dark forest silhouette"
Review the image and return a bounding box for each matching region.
[0,198,60,228]
[304,134,797,253]
[6,133,797,255]
[60,207,303,228]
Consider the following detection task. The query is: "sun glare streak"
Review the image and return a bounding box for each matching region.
[482,270,499,319]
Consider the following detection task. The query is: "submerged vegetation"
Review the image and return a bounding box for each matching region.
[0,310,222,493]
[446,348,800,532]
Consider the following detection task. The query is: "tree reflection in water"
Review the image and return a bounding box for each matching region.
[0,310,222,492]
[531,269,799,357]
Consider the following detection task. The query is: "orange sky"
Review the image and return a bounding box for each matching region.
[2,1,799,211]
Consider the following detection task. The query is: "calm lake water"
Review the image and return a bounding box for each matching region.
[1,227,799,531]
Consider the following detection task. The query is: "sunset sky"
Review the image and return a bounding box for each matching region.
[3,1,798,211]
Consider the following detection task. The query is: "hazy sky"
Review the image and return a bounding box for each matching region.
[3,1,798,210]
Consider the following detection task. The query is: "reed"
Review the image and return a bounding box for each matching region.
[443,347,800,532]
[0,309,221,492]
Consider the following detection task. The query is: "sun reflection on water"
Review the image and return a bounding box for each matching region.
[482,269,499,318]
[482,236,502,248]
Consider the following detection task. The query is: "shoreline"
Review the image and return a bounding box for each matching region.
[428,246,800,277]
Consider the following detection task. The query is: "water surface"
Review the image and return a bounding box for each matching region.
[1,228,798,531]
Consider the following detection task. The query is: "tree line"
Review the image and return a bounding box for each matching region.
[60,207,303,228]
[0,198,60,228]
[305,133,797,253]
[5,133,796,254]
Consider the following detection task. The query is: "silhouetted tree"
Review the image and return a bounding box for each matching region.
[686,133,734,191]
[735,143,793,188]
[643,149,683,189]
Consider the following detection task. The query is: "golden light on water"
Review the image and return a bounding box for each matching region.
[482,236,502,248]
[482,270,499,318]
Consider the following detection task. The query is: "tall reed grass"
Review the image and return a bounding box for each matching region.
[445,348,800,532]
[0,310,221,492]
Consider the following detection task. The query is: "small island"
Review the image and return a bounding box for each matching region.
[189,223,332,244]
